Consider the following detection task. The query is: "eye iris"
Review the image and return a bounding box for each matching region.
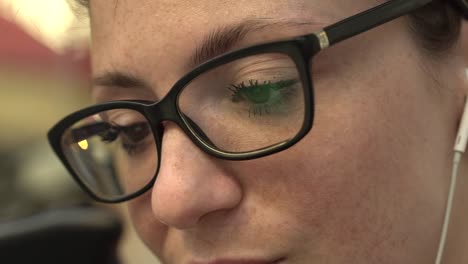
[121,123,150,143]
[231,79,298,105]
[243,85,271,104]
[227,79,299,117]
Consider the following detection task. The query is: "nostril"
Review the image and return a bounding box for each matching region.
[152,198,204,229]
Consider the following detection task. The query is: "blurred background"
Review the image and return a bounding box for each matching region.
[0,0,158,262]
[0,1,466,263]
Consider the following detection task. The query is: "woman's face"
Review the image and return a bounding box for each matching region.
[89,0,466,263]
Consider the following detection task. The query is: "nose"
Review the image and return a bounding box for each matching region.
[151,122,242,229]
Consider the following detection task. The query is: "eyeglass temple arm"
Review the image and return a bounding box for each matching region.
[317,0,433,49]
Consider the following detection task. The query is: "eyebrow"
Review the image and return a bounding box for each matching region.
[93,19,316,89]
[189,19,313,68]
[93,72,150,89]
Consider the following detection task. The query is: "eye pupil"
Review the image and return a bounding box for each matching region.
[121,123,150,143]
[243,85,271,104]
[231,79,298,106]
[100,126,119,142]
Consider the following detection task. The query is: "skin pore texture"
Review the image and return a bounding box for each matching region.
[88,0,468,263]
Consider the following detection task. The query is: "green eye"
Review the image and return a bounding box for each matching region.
[228,79,299,116]
[241,83,271,104]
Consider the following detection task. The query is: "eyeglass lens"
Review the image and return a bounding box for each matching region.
[179,53,305,153]
[61,110,158,200]
[59,53,306,200]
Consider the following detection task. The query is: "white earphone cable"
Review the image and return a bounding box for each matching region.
[435,96,468,263]
[435,151,462,264]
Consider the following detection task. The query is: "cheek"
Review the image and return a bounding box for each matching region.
[315,90,447,261]
[235,60,450,261]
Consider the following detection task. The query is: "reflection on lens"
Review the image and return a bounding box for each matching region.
[60,109,157,200]
[178,53,305,153]
[78,139,89,150]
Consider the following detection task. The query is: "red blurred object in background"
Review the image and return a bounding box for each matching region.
[0,15,89,77]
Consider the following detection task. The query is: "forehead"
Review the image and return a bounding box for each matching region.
[88,0,374,30]
[88,0,375,51]
[88,0,375,98]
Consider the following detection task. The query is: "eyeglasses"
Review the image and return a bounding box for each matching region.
[48,0,434,203]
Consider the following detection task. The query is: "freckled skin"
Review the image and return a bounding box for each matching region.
[89,0,468,263]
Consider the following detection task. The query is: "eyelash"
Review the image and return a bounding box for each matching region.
[121,141,147,156]
[99,122,152,156]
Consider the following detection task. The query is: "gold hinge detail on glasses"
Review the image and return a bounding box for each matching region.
[315,30,330,49]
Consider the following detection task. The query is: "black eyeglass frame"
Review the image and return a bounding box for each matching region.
[48,0,435,203]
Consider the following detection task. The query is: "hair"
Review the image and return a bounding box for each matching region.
[407,0,462,56]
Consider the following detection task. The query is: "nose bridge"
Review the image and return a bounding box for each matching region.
[144,91,181,125]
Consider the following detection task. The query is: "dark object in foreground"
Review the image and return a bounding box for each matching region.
[0,206,122,264]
